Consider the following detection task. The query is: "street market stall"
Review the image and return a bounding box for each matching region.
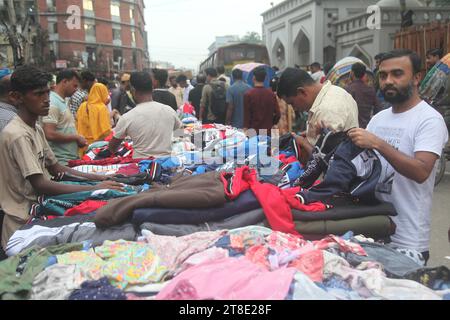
[1,114,448,301]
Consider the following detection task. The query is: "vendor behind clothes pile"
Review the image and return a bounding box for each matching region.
[0,65,124,250]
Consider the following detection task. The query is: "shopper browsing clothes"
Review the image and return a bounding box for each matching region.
[277,67,358,164]
[348,50,448,265]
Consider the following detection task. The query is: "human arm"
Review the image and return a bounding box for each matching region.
[108,136,124,156]
[199,85,209,122]
[107,116,127,156]
[10,134,123,197]
[42,106,87,147]
[243,93,251,132]
[28,174,124,196]
[47,162,111,182]
[43,123,87,148]
[225,103,234,126]
[173,114,183,131]
[225,88,234,125]
[348,128,441,184]
[292,134,314,165]
[272,95,281,125]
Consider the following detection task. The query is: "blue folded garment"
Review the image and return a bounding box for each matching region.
[132,190,261,225]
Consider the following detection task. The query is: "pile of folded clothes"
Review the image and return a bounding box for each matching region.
[2,123,444,300]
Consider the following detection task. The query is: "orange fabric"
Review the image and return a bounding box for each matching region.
[76,83,112,156]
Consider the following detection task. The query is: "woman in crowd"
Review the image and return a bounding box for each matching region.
[76,83,112,156]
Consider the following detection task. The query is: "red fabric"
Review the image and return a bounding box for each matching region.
[282,187,330,212]
[104,132,114,142]
[277,154,298,165]
[222,167,300,236]
[181,103,196,115]
[245,245,270,270]
[43,216,59,221]
[82,142,134,161]
[221,168,251,200]
[252,181,302,236]
[221,167,330,237]
[315,235,367,256]
[68,156,154,168]
[116,164,141,176]
[201,124,216,130]
[288,250,324,282]
[65,200,108,217]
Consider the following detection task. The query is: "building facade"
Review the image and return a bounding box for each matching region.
[37,0,150,75]
[262,0,450,69]
[208,35,240,55]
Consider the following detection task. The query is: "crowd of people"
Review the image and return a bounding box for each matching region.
[0,47,448,267]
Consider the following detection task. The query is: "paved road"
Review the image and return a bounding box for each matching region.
[429,161,450,268]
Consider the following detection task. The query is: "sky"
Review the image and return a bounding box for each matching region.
[144,0,284,70]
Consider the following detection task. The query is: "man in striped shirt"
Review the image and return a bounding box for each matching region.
[0,73,17,132]
[68,70,96,119]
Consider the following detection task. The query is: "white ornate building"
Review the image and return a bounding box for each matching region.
[262,0,450,69]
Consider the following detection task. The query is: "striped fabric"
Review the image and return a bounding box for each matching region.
[72,164,127,174]
[68,89,88,119]
[327,57,375,89]
[420,53,450,104]
[0,102,18,132]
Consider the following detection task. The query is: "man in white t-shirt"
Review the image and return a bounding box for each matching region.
[176,74,194,105]
[108,72,182,159]
[349,49,448,264]
[310,62,326,83]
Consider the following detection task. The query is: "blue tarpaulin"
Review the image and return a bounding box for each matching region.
[231,63,275,88]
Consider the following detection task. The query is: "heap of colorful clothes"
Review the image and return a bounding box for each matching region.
[1,121,448,300]
[1,227,448,300]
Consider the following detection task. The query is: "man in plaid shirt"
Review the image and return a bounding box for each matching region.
[68,70,96,119]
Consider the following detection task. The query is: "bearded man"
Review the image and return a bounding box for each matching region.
[348,49,448,266]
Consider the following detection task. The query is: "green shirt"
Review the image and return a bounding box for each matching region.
[0,243,83,300]
[41,91,79,165]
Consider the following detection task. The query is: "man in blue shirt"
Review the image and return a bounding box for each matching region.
[225,69,251,128]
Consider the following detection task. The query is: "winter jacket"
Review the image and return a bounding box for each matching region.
[297,139,382,205]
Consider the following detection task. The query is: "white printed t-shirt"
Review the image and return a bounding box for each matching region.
[367,101,448,252]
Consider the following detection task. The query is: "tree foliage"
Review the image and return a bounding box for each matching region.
[241,32,262,44]
[0,0,44,67]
